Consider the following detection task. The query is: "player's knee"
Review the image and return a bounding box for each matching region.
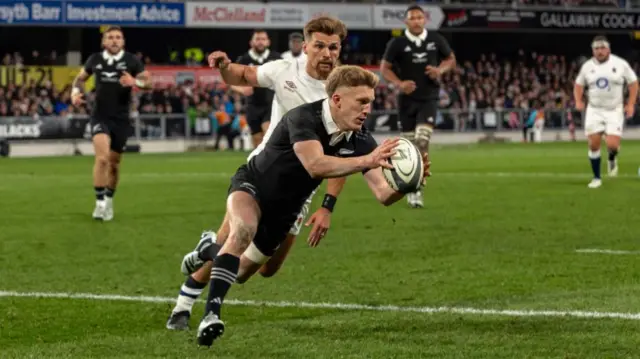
[95,154,110,168]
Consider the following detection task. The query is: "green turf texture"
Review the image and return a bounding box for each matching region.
[2,141,640,358]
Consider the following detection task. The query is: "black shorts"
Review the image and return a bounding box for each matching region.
[246,105,271,135]
[228,165,298,257]
[91,118,132,153]
[397,96,438,133]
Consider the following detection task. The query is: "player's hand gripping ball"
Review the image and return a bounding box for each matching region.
[382,138,426,194]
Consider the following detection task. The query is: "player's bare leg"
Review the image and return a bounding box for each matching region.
[198,191,260,347]
[261,121,270,134]
[587,133,603,188]
[92,133,111,220]
[606,135,621,177]
[409,123,434,208]
[168,215,229,330]
[102,151,122,221]
[251,132,264,148]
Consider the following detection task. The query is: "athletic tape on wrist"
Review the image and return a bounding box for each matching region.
[322,194,337,212]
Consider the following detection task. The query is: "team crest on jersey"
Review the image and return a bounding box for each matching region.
[285,81,297,89]
[595,78,609,89]
[613,67,616,73]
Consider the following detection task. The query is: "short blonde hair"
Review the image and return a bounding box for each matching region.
[304,16,348,42]
[326,65,379,97]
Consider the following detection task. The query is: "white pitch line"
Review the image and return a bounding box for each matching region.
[1,290,640,321]
[576,249,640,255]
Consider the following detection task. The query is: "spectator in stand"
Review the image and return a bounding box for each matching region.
[211,103,238,150]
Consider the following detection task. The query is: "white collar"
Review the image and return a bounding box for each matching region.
[322,99,353,146]
[249,49,270,64]
[102,50,124,65]
[405,29,427,47]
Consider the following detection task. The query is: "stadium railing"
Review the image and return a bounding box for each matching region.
[3,108,634,143]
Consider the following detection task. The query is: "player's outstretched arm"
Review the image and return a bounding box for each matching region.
[293,139,397,179]
[208,51,259,87]
[363,151,431,206]
[362,168,404,206]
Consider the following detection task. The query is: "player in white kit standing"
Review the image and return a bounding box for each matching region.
[166,16,349,330]
[574,35,638,188]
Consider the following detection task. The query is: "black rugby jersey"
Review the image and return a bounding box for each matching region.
[382,30,452,101]
[84,51,145,120]
[246,99,377,209]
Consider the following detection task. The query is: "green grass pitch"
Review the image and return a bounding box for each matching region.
[2,141,640,358]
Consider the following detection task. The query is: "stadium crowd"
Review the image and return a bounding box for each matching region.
[1,49,639,133]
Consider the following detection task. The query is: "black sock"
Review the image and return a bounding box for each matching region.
[185,275,207,290]
[199,242,222,262]
[105,187,116,198]
[608,149,618,162]
[95,186,105,200]
[589,151,601,179]
[204,253,240,318]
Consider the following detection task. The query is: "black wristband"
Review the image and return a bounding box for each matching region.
[321,194,337,212]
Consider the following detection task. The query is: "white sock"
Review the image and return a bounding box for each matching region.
[172,278,206,314]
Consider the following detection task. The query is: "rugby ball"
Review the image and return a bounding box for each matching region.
[382,138,424,194]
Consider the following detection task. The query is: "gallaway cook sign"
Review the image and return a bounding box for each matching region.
[537,11,640,30]
[440,6,640,32]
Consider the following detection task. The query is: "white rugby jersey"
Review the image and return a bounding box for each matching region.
[247,58,327,160]
[575,54,637,110]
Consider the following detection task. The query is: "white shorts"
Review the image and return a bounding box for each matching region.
[584,106,624,137]
[288,188,317,236]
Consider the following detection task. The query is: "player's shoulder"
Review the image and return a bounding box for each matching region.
[426,30,446,41]
[264,57,298,75]
[124,52,141,63]
[579,58,596,71]
[611,54,631,66]
[388,36,408,46]
[287,99,323,120]
[86,52,102,64]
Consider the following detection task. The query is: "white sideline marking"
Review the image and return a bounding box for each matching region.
[1,290,640,321]
[576,249,640,255]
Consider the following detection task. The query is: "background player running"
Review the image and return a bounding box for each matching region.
[574,35,638,189]
[231,29,281,148]
[380,4,456,208]
[71,26,151,221]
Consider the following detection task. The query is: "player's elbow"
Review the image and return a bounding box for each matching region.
[379,195,395,207]
[374,186,398,206]
[305,163,324,179]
